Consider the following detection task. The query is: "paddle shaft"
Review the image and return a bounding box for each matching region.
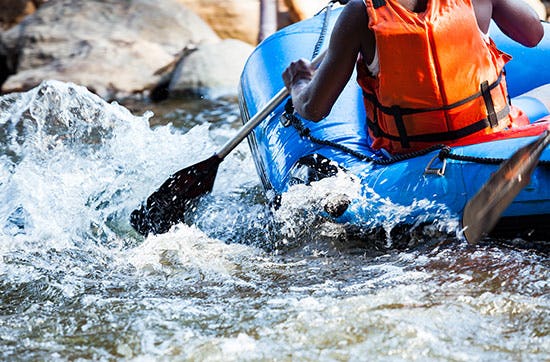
[217,88,288,159]
[129,49,328,236]
[217,49,328,159]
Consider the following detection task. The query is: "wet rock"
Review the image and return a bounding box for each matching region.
[169,39,254,99]
[0,0,219,100]
[323,193,351,218]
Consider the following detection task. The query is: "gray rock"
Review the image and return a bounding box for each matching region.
[0,0,219,100]
[169,39,254,99]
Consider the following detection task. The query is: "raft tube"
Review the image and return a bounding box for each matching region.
[239,5,550,240]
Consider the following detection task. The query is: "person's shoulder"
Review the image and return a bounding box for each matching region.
[345,0,367,11]
[339,0,368,23]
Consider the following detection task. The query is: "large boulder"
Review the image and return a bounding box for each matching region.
[0,0,219,100]
[283,0,328,22]
[178,0,260,45]
[169,39,254,99]
[176,0,302,45]
[0,0,35,30]
[523,0,548,19]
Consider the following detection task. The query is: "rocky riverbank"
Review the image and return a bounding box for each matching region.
[0,0,331,103]
[0,0,547,104]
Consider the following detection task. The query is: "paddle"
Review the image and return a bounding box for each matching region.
[462,130,550,244]
[130,50,328,236]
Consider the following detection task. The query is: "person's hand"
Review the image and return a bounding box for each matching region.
[282,59,315,91]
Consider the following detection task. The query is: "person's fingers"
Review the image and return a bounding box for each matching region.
[282,59,315,90]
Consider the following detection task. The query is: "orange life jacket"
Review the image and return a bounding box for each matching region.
[357,0,529,154]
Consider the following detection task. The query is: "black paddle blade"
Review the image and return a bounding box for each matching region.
[463,131,550,244]
[130,155,222,236]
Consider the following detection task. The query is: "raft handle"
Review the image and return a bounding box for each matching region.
[424,154,447,176]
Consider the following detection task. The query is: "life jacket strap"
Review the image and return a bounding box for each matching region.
[372,0,387,8]
[364,71,505,116]
[480,80,499,128]
[391,105,410,148]
[365,71,508,147]
[367,104,510,144]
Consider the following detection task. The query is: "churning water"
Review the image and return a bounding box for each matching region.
[0,81,548,361]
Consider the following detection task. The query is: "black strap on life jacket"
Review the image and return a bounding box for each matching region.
[364,71,508,148]
[366,105,510,144]
[480,80,499,127]
[372,0,387,8]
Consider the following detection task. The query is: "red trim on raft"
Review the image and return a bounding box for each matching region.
[448,117,550,147]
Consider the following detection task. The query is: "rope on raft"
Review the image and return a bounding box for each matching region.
[287,0,550,168]
[283,100,550,167]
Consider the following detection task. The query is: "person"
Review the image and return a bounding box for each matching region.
[282,0,549,154]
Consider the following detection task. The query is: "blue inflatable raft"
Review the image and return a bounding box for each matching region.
[239,5,550,241]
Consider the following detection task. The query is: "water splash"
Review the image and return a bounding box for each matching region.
[0,81,259,249]
[0,81,548,361]
[3,81,139,247]
[271,169,460,253]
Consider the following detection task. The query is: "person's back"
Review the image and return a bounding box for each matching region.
[283,0,548,154]
[357,0,530,153]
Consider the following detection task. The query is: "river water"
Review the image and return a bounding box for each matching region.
[0,80,548,361]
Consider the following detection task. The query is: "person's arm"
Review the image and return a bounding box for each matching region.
[477,0,544,47]
[282,0,370,121]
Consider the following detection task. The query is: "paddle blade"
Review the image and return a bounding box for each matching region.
[130,155,222,236]
[463,131,550,244]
